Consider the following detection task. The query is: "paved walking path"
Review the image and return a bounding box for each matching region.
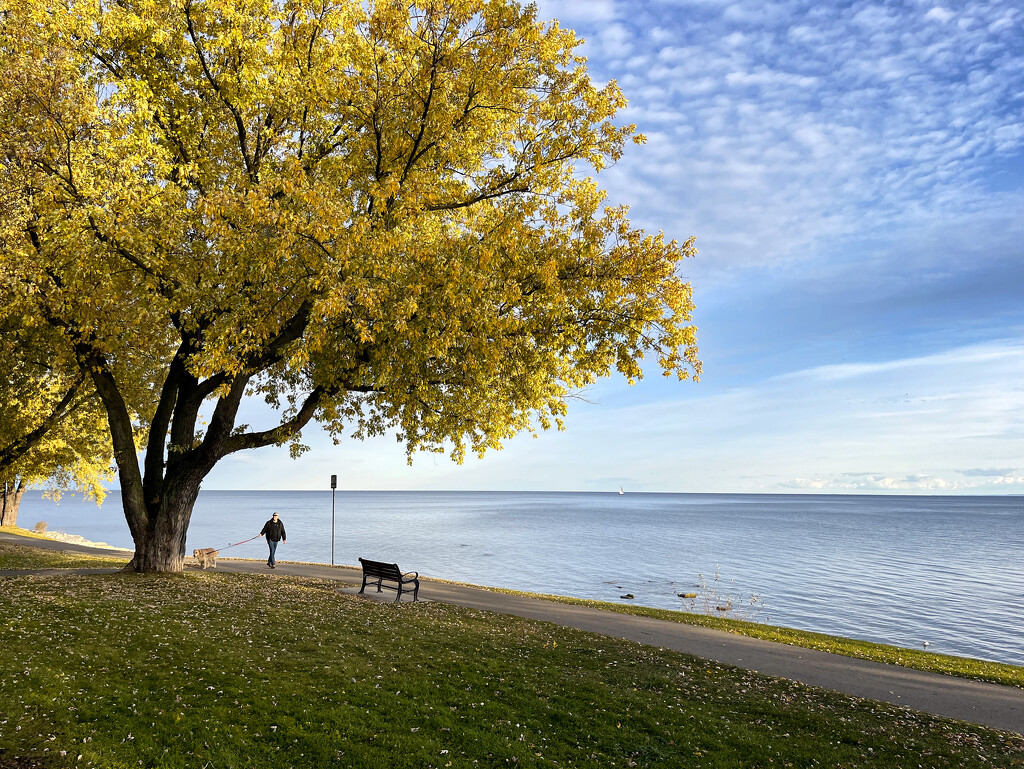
[3,530,1022,735]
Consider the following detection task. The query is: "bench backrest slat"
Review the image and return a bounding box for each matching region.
[359,558,403,580]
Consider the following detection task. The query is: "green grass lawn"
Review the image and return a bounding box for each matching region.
[1,565,1022,768]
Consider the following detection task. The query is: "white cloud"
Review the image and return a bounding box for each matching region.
[925,7,955,24]
[960,468,1019,478]
[533,0,618,24]
[596,23,635,58]
[783,474,961,492]
[783,469,1024,492]
[785,342,1024,383]
[987,11,1017,34]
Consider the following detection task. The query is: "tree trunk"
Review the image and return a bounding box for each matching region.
[122,475,203,573]
[0,479,26,528]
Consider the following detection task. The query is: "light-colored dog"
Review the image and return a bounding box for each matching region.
[193,548,219,569]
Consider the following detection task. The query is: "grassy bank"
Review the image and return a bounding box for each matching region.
[1,567,1022,767]
[483,589,1024,689]
[0,534,130,571]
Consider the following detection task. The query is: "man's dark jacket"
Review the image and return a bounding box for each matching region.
[260,519,286,542]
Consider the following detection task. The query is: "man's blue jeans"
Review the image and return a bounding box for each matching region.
[267,538,279,566]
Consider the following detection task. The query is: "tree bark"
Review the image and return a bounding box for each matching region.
[0,478,26,528]
[122,474,203,573]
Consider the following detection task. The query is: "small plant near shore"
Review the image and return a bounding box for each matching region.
[681,566,767,623]
[32,520,47,534]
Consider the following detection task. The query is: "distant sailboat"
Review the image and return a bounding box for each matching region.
[618,486,625,495]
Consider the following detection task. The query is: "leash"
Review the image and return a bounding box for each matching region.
[218,535,261,551]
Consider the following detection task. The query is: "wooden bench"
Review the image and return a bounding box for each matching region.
[358,558,420,603]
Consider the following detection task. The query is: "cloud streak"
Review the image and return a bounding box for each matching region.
[204,339,1024,494]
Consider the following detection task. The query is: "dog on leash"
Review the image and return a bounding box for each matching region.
[193,548,219,569]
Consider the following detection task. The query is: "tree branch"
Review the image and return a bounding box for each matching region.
[424,181,530,211]
[182,0,256,182]
[0,372,87,468]
[221,385,327,455]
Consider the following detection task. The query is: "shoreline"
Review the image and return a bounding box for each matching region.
[0,526,133,553]
[44,530,133,552]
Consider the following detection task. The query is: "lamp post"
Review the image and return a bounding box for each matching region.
[330,474,337,566]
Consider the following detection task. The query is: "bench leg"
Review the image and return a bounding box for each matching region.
[395,580,418,602]
[359,574,368,594]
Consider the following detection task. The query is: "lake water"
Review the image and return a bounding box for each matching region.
[14,490,1024,667]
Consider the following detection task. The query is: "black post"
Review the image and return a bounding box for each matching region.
[330,474,337,566]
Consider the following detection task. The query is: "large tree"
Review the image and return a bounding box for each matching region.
[0,0,700,572]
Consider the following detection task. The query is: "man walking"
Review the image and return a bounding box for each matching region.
[258,512,287,569]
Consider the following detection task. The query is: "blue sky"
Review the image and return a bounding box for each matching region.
[208,0,1024,494]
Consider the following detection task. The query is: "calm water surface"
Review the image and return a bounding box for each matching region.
[16,491,1024,666]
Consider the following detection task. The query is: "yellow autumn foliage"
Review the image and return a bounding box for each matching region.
[0,307,114,523]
